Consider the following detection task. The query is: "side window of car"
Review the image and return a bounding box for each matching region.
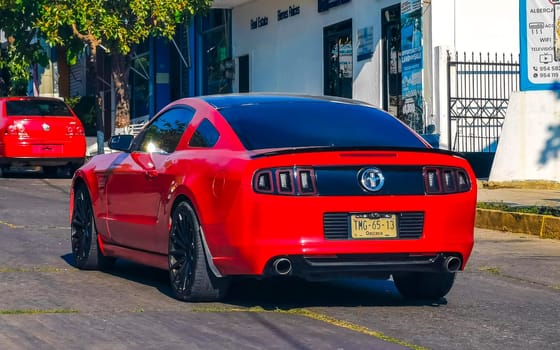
[134,107,194,153]
[188,118,220,148]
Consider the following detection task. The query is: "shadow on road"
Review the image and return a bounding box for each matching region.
[225,276,448,309]
[61,253,447,308]
[1,167,73,179]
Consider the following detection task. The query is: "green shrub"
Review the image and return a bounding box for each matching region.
[477,202,560,217]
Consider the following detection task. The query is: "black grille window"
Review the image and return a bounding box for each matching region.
[219,101,426,150]
[189,118,220,148]
[6,100,73,116]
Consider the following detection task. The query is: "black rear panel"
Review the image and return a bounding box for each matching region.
[315,165,424,195]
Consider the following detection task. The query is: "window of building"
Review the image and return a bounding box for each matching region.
[323,19,353,99]
[130,40,150,121]
[170,23,191,101]
[198,9,233,95]
[382,5,402,120]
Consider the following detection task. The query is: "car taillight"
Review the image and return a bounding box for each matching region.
[253,167,317,195]
[423,167,471,194]
[277,169,295,194]
[297,168,316,194]
[67,124,85,136]
[254,170,274,193]
[5,122,28,138]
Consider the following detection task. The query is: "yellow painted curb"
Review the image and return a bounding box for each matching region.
[481,180,560,190]
[476,209,560,239]
[542,216,560,239]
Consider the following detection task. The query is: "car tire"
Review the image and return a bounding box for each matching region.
[168,201,230,302]
[393,271,456,300]
[70,184,116,270]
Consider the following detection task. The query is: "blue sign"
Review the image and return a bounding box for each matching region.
[520,0,560,90]
[401,0,424,133]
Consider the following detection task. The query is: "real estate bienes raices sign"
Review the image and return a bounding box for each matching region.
[401,0,423,133]
[520,0,560,90]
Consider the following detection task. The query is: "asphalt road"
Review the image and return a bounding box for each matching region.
[0,171,559,350]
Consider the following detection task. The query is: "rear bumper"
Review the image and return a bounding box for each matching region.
[262,253,463,280]
[204,192,476,278]
[0,139,86,167]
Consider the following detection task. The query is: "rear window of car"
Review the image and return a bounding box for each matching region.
[219,101,427,150]
[6,100,73,117]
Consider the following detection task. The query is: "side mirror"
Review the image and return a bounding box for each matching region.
[109,134,134,151]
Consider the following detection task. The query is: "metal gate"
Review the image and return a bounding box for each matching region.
[447,52,519,153]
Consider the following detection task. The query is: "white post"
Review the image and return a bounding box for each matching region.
[433,46,453,150]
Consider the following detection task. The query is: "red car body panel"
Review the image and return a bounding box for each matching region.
[70,95,477,279]
[0,97,86,168]
[198,151,476,276]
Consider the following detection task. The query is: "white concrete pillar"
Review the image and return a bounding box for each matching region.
[433,46,453,150]
[489,90,560,183]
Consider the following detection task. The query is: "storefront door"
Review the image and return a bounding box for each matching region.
[382,5,402,118]
[323,20,353,98]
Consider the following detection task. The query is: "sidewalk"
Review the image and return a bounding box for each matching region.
[476,183,560,240]
[477,187,560,207]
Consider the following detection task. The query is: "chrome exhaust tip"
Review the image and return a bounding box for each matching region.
[443,256,462,273]
[272,257,292,275]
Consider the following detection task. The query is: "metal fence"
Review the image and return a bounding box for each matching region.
[447,52,519,153]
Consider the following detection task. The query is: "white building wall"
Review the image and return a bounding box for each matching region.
[232,0,399,106]
[231,0,520,134]
[430,0,519,54]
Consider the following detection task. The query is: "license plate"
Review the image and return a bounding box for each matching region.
[32,145,63,154]
[350,213,397,239]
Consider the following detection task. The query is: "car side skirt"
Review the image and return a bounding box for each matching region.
[102,243,168,271]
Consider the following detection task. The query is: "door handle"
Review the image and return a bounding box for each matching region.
[145,169,158,178]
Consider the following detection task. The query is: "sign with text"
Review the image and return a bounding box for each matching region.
[357,27,374,61]
[401,0,424,133]
[520,0,560,90]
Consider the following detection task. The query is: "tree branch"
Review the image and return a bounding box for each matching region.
[71,22,101,47]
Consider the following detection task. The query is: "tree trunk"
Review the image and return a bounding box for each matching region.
[87,44,105,155]
[112,53,131,129]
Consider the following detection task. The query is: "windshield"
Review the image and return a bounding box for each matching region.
[6,100,73,117]
[219,101,427,150]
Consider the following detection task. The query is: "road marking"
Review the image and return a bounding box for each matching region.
[0,220,22,229]
[0,266,73,273]
[0,221,67,231]
[0,308,78,315]
[193,306,428,350]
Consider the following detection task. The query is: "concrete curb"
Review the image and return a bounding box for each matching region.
[476,209,560,240]
[478,179,560,190]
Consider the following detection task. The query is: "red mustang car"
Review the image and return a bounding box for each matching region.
[0,96,86,176]
[70,94,476,302]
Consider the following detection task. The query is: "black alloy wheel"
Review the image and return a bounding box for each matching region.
[70,184,114,270]
[168,201,230,302]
